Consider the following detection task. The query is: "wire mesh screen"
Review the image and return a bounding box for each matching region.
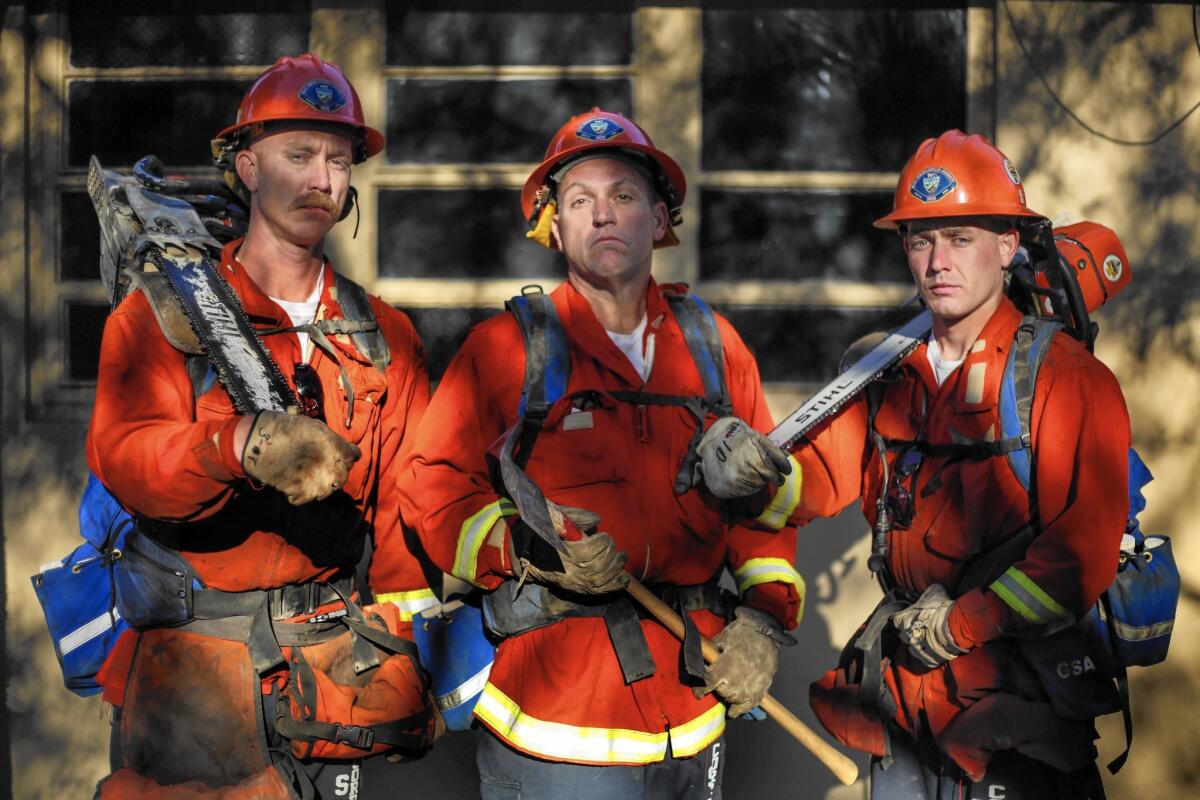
[68,0,309,68]
[702,7,967,172]
[399,307,505,382]
[68,80,251,167]
[60,191,102,282]
[65,302,109,382]
[386,9,631,67]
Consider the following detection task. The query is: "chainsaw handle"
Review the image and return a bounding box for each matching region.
[623,577,860,786]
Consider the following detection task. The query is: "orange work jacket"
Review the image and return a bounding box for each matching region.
[790,298,1129,768]
[397,279,804,766]
[86,240,434,619]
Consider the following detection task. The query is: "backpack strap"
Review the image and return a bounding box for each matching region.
[333,272,391,374]
[506,286,570,421]
[999,316,1063,493]
[665,291,732,416]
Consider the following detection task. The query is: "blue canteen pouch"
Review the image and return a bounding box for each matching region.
[413,601,495,731]
[30,473,133,696]
[1084,451,1178,670]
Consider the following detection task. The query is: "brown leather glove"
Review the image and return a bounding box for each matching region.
[516,506,629,595]
[695,606,785,717]
[242,411,361,506]
[695,416,792,499]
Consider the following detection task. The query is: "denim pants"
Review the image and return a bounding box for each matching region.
[477,729,726,800]
[870,727,1104,800]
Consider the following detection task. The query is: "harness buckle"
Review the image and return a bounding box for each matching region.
[332,723,375,750]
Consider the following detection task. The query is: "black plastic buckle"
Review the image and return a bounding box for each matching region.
[332,723,374,750]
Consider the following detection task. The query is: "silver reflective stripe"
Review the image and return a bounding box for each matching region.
[435,661,493,711]
[59,608,121,657]
[1111,616,1173,643]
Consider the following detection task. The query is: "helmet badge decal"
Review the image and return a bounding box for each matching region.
[1003,158,1022,185]
[910,167,957,203]
[298,79,347,113]
[1102,254,1124,282]
[576,117,624,141]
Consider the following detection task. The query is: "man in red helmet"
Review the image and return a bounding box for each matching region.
[87,54,435,797]
[695,130,1129,798]
[397,108,803,798]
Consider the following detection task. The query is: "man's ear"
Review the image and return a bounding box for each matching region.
[235,150,258,193]
[651,200,668,243]
[998,228,1020,268]
[550,213,562,250]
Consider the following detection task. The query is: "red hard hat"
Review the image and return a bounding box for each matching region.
[215,53,384,163]
[521,108,686,223]
[874,130,1044,229]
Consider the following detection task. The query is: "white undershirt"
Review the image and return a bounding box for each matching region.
[270,270,324,362]
[926,335,965,387]
[606,314,650,382]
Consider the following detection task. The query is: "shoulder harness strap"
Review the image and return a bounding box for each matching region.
[333,272,391,374]
[664,291,732,416]
[999,315,1063,493]
[506,286,570,421]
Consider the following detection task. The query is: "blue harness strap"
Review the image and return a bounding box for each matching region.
[506,287,570,420]
[998,317,1062,493]
[664,292,732,416]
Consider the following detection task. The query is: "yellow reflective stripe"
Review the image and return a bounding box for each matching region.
[454,498,517,586]
[475,682,668,765]
[666,701,726,758]
[989,566,1072,626]
[733,557,806,625]
[755,455,802,530]
[375,588,438,621]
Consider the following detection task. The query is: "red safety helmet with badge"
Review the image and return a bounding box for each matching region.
[874,129,1044,229]
[214,52,383,162]
[211,53,384,215]
[522,107,687,249]
[876,129,1130,327]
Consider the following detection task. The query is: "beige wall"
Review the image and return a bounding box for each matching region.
[3,3,1198,798]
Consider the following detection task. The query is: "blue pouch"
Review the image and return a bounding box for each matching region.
[1083,451,1178,670]
[30,473,133,696]
[413,601,495,731]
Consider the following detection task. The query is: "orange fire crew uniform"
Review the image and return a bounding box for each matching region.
[398,278,805,766]
[784,297,1129,777]
[88,240,431,605]
[86,239,434,789]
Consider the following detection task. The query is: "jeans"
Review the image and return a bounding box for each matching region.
[870,727,1104,800]
[477,729,725,800]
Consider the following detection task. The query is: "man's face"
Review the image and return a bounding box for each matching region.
[903,219,1018,326]
[236,127,353,249]
[550,157,668,287]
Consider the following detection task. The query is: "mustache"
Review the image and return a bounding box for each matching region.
[290,191,339,214]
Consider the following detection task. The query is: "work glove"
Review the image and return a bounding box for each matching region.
[695,606,786,717]
[695,416,792,499]
[242,410,361,506]
[516,506,630,595]
[890,583,968,669]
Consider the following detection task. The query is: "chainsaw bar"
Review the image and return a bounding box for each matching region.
[769,309,932,450]
[150,246,296,415]
[88,155,295,414]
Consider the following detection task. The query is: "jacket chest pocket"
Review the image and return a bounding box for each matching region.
[322,358,388,447]
[195,381,235,421]
[525,398,628,490]
[916,462,978,562]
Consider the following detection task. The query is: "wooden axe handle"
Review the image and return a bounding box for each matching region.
[624,577,860,786]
